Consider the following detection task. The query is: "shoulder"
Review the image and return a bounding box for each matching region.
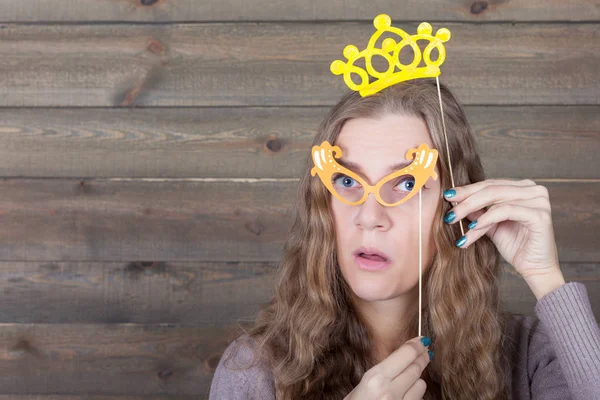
[503,312,550,358]
[503,312,548,358]
[502,283,595,381]
[502,282,600,398]
[502,311,560,394]
[209,334,276,400]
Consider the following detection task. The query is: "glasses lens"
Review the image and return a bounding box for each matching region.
[379,174,417,205]
[331,173,418,205]
[331,173,365,203]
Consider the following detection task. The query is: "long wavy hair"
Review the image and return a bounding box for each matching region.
[223,79,514,399]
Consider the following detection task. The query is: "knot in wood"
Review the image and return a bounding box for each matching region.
[470,1,489,14]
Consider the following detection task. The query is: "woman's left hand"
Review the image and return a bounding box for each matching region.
[442,179,561,280]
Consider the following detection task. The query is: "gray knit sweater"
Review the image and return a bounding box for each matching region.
[209,281,600,399]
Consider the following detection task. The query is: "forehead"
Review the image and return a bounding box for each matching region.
[334,114,433,161]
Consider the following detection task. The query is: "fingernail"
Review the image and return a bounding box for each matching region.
[443,189,456,198]
[428,350,434,361]
[456,235,467,247]
[421,336,432,347]
[443,211,455,223]
[468,220,478,229]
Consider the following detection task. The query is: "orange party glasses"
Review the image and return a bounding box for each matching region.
[310,141,439,207]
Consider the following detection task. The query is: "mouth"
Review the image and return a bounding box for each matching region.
[353,252,391,271]
[352,246,392,272]
[353,246,391,262]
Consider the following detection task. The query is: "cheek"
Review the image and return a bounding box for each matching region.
[330,197,351,222]
[331,204,353,241]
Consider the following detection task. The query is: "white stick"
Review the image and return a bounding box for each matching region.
[436,76,465,237]
[419,188,422,337]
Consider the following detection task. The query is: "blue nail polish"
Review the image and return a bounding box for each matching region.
[428,350,434,361]
[421,336,432,347]
[443,211,455,223]
[443,189,456,198]
[456,236,467,247]
[468,220,478,229]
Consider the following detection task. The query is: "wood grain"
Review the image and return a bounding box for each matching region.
[0,261,596,323]
[0,261,277,324]
[0,106,597,179]
[1,0,598,22]
[0,260,596,395]
[0,179,596,262]
[0,23,597,106]
[0,322,234,396]
[0,0,597,398]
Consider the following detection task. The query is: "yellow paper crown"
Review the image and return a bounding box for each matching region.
[330,14,451,97]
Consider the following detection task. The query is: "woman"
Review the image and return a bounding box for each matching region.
[209,79,600,399]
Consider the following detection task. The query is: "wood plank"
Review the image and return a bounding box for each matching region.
[0,322,236,396]
[500,263,600,318]
[0,266,596,395]
[0,106,598,179]
[0,180,596,262]
[0,261,597,323]
[1,0,598,22]
[0,261,276,324]
[0,23,597,106]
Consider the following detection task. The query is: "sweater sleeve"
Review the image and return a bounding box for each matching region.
[208,336,276,400]
[530,281,600,400]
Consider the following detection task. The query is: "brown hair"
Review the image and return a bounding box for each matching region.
[223,79,513,399]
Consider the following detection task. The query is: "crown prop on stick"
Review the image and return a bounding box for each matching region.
[330,14,451,97]
[312,17,464,381]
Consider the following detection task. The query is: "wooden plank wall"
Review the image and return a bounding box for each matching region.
[0,1,598,398]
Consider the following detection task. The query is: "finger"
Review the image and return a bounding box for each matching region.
[463,208,486,226]
[387,350,430,397]
[465,196,546,228]
[470,197,552,233]
[445,184,550,226]
[459,199,553,248]
[443,178,537,205]
[401,378,427,400]
[374,336,430,380]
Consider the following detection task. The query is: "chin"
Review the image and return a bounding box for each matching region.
[349,285,391,302]
[345,267,420,298]
[344,271,395,298]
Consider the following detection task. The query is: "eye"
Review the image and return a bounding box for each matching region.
[396,177,416,192]
[332,173,359,188]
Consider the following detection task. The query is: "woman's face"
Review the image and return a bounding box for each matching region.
[331,113,442,302]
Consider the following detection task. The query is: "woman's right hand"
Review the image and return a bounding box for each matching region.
[344,336,432,400]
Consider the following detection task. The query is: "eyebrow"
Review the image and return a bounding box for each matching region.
[336,159,413,175]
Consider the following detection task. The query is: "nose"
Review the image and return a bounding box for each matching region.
[355,192,391,231]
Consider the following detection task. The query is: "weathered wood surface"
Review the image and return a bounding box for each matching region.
[0,23,597,106]
[0,106,597,179]
[0,2,598,397]
[0,322,231,397]
[0,261,596,323]
[0,261,277,323]
[0,261,596,396]
[1,0,598,22]
[0,179,596,262]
